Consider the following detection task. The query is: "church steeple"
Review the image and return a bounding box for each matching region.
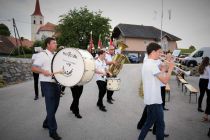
[31,0,44,41]
[31,0,43,16]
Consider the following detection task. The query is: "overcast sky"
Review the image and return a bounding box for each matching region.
[0,0,210,48]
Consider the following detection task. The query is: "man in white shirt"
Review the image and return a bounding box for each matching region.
[31,50,41,100]
[31,37,62,140]
[105,45,117,104]
[138,43,174,140]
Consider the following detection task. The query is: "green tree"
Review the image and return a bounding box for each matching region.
[57,6,112,49]
[189,45,196,50]
[33,40,44,49]
[0,23,11,36]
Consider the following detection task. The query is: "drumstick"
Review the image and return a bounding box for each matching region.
[53,71,64,75]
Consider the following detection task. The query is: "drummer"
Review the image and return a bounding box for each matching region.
[105,45,118,104]
[95,49,112,112]
[31,37,62,140]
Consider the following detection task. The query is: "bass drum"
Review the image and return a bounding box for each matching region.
[106,78,121,91]
[51,48,95,87]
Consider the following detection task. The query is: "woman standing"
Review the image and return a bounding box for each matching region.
[95,50,112,112]
[206,61,210,136]
[198,57,209,113]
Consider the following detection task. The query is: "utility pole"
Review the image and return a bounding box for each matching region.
[9,18,25,57]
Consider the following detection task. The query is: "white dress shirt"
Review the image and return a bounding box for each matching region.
[95,58,108,81]
[33,49,55,82]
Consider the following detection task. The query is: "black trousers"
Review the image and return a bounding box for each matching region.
[137,105,148,129]
[205,89,210,115]
[33,72,39,97]
[41,82,61,135]
[107,90,114,100]
[70,85,83,114]
[96,80,107,107]
[198,78,209,109]
[161,86,166,108]
[137,87,166,132]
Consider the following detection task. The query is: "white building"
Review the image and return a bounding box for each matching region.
[36,22,56,41]
[31,0,56,41]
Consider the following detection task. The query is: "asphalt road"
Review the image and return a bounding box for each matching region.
[0,64,209,140]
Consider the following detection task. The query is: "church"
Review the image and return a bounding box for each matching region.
[31,0,56,41]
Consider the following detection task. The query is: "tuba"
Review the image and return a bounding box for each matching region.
[109,41,129,76]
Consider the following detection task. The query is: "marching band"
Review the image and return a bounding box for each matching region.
[32,37,199,140]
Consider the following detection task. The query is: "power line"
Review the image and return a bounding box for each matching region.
[0,18,12,22]
[0,18,32,25]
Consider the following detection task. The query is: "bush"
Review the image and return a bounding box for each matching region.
[12,46,33,55]
[179,48,195,55]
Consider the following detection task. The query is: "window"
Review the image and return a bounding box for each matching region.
[33,20,36,24]
[193,51,203,57]
[40,21,42,24]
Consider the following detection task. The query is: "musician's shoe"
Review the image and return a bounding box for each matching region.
[208,128,210,137]
[96,103,105,108]
[198,108,204,112]
[42,124,49,129]
[99,106,107,112]
[163,108,169,111]
[111,98,115,101]
[164,134,169,137]
[107,100,113,104]
[34,96,38,100]
[50,132,62,140]
[152,132,169,137]
[75,113,82,119]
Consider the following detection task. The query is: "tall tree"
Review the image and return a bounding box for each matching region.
[56,6,111,49]
[0,23,11,36]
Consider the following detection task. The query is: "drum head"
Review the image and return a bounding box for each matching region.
[51,48,85,87]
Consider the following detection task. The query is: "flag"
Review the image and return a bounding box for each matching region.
[88,31,94,52]
[98,34,102,49]
[109,38,113,46]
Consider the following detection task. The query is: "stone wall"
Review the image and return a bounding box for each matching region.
[0,57,33,86]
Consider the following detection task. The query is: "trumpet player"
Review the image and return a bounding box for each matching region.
[138,43,174,140]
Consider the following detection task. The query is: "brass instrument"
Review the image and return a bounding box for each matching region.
[160,57,191,76]
[109,41,129,76]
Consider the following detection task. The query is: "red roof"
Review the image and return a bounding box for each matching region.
[37,22,56,33]
[31,0,43,16]
[0,36,34,54]
[7,36,34,48]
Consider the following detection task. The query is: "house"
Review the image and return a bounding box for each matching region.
[0,36,15,55]
[111,23,181,61]
[36,22,56,40]
[0,35,33,55]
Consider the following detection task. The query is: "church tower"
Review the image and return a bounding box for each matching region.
[31,0,44,41]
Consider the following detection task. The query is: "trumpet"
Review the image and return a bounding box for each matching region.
[160,57,191,76]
